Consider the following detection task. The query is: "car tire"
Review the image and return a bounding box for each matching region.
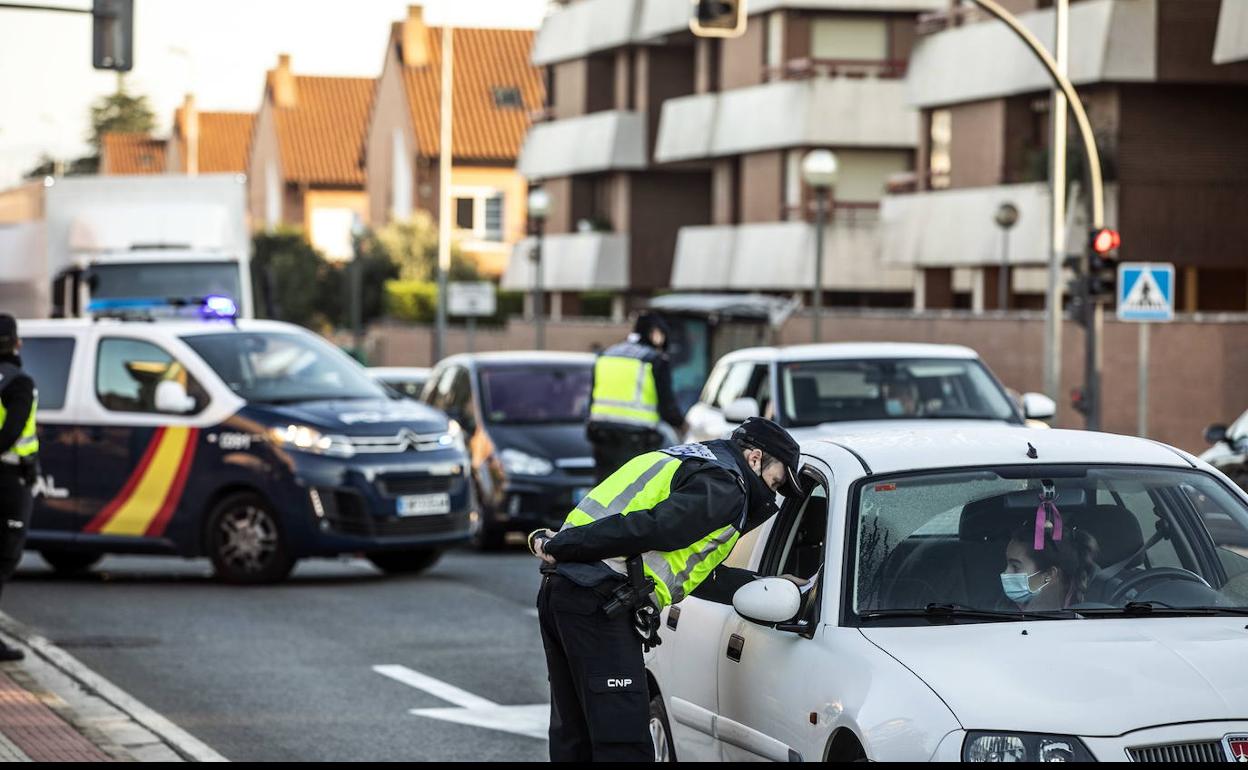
[649,691,677,763]
[206,492,295,584]
[39,550,102,575]
[366,549,443,575]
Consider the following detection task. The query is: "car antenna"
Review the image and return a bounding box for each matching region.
[1026,443,1039,459]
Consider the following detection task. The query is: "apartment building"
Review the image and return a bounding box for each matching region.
[881,0,1248,312]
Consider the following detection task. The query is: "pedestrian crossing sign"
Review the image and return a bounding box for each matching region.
[1117,263,1174,322]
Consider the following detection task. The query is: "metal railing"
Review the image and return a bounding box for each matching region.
[767,57,909,81]
[783,200,881,226]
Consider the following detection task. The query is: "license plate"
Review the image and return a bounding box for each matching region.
[396,493,451,517]
[572,487,591,505]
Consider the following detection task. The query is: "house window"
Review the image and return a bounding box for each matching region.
[452,187,507,243]
[766,13,784,71]
[929,109,952,190]
[484,194,504,242]
[455,197,475,229]
[811,17,888,61]
[492,86,524,109]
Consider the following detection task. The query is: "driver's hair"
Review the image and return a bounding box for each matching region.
[1009,520,1100,604]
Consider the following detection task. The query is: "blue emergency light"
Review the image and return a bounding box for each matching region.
[87,295,239,321]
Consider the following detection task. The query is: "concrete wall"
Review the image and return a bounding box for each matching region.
[364,40,418,227]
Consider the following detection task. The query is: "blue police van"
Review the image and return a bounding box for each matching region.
[18,301,474,583]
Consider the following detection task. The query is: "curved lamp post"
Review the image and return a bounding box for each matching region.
[802,149,838,342]
[527,187,551,350]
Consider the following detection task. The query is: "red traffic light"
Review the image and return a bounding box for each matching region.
[1091,228,1121,255]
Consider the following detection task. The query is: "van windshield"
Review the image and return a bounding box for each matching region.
[480,365,592,424]
[182,332,386,404]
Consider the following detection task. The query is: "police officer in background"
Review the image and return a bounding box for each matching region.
[587,313,687,483]
[530,417,802,762]
[0,315,36,662]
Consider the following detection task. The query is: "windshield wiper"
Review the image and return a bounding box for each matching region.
[1078,601,1248,618]
[859,603,1072,623]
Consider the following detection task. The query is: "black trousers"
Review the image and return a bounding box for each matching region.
[588,425,662,485]
[537,573,654,763]
[0,471,31,598]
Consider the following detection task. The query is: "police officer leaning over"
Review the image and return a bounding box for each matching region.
[587,313,687,483]
[0,315,37,662]
[530,417,801,762]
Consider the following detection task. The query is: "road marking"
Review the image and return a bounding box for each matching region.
[373,664,549,741]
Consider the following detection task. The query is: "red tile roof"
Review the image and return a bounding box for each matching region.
[272,75,375,185]
[101,133,167,175]
[185,112,254,174]
[400,26,544,161]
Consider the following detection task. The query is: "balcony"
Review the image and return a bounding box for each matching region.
[1216,0,1248,64]
[906,0,1157,108]
[517,111,648,180]
[531,0,640,66]
[655,74,917,163]
[669,217,913,291]
[500,232,629,292]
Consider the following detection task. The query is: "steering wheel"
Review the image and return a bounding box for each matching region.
[1107,567,1212,604]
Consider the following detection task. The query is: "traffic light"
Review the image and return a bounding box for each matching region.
[92,0,133,72]
[1085,227,1120,299]
[1070,387,1090,416]
[690,0,747,39]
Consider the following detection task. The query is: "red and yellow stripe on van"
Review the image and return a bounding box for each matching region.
[84,427,199,537]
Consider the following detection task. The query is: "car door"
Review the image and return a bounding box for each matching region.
[19,334,80,534]
[715,464,834,762]
[74,334,210,541]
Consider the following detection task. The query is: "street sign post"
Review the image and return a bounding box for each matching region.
[448,282,497,354]
[1117,262,1175,438]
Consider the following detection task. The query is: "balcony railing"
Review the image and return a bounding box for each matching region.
[783,200,882,226]
[767,57,909,82]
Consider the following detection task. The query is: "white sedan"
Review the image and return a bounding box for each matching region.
[646,427,1248,762]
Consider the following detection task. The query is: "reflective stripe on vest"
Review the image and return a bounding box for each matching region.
[561,448,742,609]
[590,349,660,429]
[0,395,38,465]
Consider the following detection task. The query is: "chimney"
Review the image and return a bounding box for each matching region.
[183,93,199,176]
[402,5,430,67]
[273,53,297,108]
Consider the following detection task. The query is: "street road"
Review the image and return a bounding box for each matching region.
[4,548,552,761]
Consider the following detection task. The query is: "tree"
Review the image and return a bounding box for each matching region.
[87,74,156,156]
[251,229,336,329]
[361,212,480,282]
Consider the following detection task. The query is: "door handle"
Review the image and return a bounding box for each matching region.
[667,606,680,630]
[726,633,744,662]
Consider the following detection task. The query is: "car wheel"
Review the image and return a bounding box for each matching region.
[207,492,295,584]
[366,549,443,575]
[649,692,677,762]
[39,550,102,575]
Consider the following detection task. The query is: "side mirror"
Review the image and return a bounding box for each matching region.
[155,380,197,414]
[1205,424,1229,446]
[732,577,801,624]
[1022,392,1056,421]
[724,396,760,424]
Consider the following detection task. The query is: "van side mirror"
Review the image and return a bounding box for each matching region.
[155,380,197,414]
[732,577,801,624]
[1022,393,1056,421]
[1205,424,1229,446]
[724,397,760,424]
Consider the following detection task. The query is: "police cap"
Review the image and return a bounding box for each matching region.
[732,417,802,497]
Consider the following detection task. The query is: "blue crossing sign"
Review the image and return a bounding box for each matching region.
[1117,263,1174,322]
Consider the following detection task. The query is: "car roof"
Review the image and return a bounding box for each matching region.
[18,318,309,337]
[720,342,980,364]
[805,427,1194,476]
[367,367,431,377]
[443,351,595,367]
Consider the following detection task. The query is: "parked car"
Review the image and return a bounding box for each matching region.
[421,352,595,550]
[684,343,1055,443]
[1201,410,1248,492]
[646,426,1248,762]
[369,366,432,400]
[18,310,472,583]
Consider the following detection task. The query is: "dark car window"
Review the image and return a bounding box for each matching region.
[96,338,206,414]
[448,368,476,430]
[479,365,592,424]
[19,337,76,410]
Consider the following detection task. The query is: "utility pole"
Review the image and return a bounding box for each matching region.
[435,23,452,363]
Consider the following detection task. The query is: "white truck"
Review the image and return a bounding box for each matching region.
[44,174,254,318]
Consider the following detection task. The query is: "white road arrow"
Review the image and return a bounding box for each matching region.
[373,664,549,741]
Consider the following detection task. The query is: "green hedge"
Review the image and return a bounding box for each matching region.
[384,281,527,326]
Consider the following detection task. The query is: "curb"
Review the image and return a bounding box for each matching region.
[0,612,229,762]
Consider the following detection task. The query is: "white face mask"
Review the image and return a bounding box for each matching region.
[1000,570,1047,604]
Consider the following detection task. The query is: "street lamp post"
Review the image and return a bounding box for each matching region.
[527,188,550,351]
[350,216,367,361]
[801,149,838,343]
[994,202,1019,311]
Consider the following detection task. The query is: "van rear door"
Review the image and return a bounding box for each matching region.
[19,335,79,534]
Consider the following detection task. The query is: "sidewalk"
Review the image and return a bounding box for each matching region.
[0,664,121,761]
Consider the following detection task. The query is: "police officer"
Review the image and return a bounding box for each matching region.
[530,417,801,762]
[0,315,36,662]
[587,313,687,483]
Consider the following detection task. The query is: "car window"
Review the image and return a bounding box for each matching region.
[756,473,830,626]
[448,368,476,427]
[715,362,757,409]
[96,338,206,414]
[746,365,772,419]
[19,337,75,410]
[701,361,730,405]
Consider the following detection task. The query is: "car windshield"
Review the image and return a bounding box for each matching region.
[182,332,387,403]
[480,365,592,424]
[90,262,242,305]
[851,466,1248,622]
[779,358,1018,427]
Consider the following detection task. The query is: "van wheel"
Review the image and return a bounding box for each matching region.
[207,492,295,584]
[366,549,443,575]
[40,550,102,575]
[650,692,677,762]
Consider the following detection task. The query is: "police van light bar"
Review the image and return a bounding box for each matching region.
[87,296,239,321]
[202,295,238,319]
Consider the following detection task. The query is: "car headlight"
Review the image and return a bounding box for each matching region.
[268,424,355,458]
[438,420,468,454]
[963,732,1095,762]
[499,448,553,476]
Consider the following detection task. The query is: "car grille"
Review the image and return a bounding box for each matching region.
[375,473,454,498]
[314,488,465,538]
[1127,742,1226,762]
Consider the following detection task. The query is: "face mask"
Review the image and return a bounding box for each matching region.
[885,399,905,417]
[1000,570,1047,604]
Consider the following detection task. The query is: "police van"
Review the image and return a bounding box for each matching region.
[18,299,474,583]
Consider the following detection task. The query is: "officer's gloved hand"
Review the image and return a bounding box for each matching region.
[528,529,558,564]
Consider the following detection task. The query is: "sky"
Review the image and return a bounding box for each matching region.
[0,0,550,187]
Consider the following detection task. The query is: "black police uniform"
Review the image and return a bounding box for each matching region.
[0,320,34,662]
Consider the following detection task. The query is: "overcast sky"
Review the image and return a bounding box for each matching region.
[0,0,550,187]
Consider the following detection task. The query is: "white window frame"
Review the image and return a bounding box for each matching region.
[449,185,506,244]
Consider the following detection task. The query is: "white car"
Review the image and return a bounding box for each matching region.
[646,427,1248,762]
[368,366,432,400]
[683,343,1056,443]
